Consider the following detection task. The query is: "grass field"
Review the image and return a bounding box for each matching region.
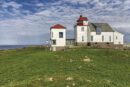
[0,47,130,87]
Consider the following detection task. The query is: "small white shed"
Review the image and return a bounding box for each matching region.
[50,24,66,51]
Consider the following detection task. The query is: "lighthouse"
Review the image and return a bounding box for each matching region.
[50,24,66,51]
[74,15,91,46]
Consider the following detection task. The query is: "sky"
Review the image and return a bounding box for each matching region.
[0,0,130,45]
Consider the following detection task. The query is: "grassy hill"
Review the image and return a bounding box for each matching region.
[0,47,130,87]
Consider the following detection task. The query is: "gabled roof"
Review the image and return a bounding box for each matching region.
[51,24,66,29]
[89,23,114,32]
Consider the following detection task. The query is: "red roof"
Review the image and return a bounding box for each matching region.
[77,23,88,26]
[51,24,66,29]
[77,15,88,22]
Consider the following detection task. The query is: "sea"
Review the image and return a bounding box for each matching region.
[0,45,27,50]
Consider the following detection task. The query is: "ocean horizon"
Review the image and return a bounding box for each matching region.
[0,45,46,50]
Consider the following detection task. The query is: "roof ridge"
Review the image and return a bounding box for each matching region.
[51,24,66,29]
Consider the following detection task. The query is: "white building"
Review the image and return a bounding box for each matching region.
[50,24,66,51]
[114,31,124,45]
[74,15,124,48]
[50,15,124,49]
[74,15,91,44]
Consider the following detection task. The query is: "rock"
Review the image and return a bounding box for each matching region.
[48,77,53,81]
[45,77,53,82]
[66,77,74,81]
[83,56,92,62]
[83,58,91,62]
[72,83,76,86]
[87,79,91,83]
[66,85,69,87]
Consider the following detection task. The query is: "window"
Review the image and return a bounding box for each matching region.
[91,36,93,41]
[59,32,63,38]
[96,27,101,35]
[87,42,91,46]
[52,40,56,45]
[116,36,118,40]
[106,42,110,44]
[82,36,84,42]
[81,27,84,31]
[102,35,104,42]
[109,36,111,42]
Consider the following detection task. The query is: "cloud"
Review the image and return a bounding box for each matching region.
[0,0,130,45]
[1,1,22,8]
[0,15,49,45]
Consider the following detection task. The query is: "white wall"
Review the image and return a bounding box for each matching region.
[114,31,124,45]
[51,29,66,47]
[83,21,88,25]
[75,26,90,43]
[91,32,114,42]
[75,23,124,45]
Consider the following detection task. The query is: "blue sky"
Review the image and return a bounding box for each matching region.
[0,0,130,45]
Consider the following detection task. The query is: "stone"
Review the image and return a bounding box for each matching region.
[72,83,76,86]
[83,58,91,62]
[66,77,74,81]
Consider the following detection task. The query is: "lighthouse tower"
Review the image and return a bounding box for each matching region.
[50,24,66,51]
[74,15,90,46]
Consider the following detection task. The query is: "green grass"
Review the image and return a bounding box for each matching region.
[0,47,130,87]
